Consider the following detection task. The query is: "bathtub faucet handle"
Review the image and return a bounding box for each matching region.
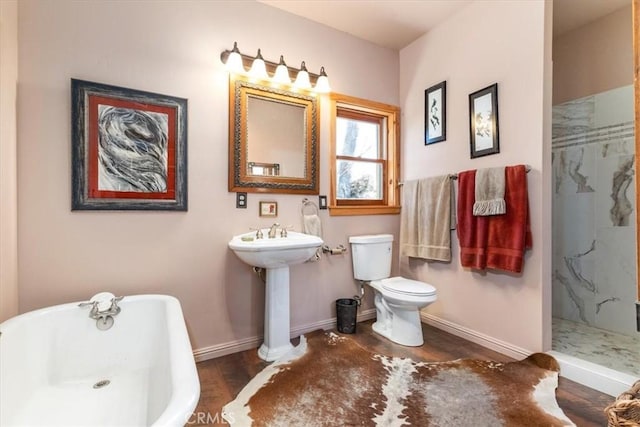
[78,300,103,322]
[78,301,96,308]
[78,300,98,310]
[109,296,124,314]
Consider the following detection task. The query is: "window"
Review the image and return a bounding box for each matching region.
[329,93,400,216]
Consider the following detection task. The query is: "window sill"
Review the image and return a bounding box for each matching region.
[328,205,400,216]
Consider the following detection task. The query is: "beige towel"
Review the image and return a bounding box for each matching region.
[400,175,452,262]
[302,214,322,237]
[473,167,506,216]
[303,214,322,261]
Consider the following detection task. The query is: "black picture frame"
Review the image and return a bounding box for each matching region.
[469,83,499,158]
[71,79,188,211]
[425,81,446,145]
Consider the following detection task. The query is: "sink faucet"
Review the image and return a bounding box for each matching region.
[268,223,280,238]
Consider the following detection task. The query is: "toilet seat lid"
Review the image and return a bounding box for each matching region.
[379,277,436,296]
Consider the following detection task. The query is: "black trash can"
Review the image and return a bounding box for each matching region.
[336,298,358,334]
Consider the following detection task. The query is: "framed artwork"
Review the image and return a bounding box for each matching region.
[469,83,499,158]
[425,81,446,145]
[259,201,278,217]
[71,79,188,210]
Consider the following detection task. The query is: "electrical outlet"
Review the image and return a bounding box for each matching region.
[319,195,327,210]
[236,192,247,209]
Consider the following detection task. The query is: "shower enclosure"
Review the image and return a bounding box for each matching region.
[551,84,640,378]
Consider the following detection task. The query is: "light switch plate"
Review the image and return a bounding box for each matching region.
[319,195,327,210]
[236,192,247,209]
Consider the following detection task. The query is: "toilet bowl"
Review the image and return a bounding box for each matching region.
[349,234,437,347]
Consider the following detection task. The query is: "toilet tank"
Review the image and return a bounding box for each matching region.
[348,234,393,281]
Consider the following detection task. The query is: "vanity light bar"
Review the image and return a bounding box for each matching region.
[220,42,330,92]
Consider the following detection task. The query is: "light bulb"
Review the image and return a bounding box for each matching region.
[225,42,244,74]
[249,49,269,80]
[294,61,311,90]
[273,55,291,84]
[314,66,331,93]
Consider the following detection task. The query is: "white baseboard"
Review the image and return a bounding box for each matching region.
[358,307,377,322]
[193,335,261,362]
[420,312,531,359]
[548,351,636,397]
[193,308,376,362]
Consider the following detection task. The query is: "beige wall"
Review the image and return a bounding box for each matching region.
[16,0,400,351]
[400,0,551,353]
[0,0,19,323]
[553,4,632,104]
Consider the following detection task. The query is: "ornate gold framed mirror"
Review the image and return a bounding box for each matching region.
[228,75,319,194]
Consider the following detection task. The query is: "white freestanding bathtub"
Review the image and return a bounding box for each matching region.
[0,294,200,426]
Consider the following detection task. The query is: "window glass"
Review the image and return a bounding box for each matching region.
[336,160,383,200]
[336,117,380,159]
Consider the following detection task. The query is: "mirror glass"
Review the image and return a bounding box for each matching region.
[247,96,305,177]
[228,76,319,194]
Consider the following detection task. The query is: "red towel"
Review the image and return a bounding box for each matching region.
[457,165,532,273]
[457,169,488,269]
[486,165,532,272]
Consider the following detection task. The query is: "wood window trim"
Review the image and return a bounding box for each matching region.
[329,93,401,216]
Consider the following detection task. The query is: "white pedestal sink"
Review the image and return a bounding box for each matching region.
[228,228,323,362]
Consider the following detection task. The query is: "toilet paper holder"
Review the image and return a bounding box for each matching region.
[322,244,347,255]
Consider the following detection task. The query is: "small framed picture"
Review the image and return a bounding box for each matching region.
[259,201,278,217]
[469,83,499,158]
[425,81,446,145]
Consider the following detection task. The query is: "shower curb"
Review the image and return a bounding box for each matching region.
[548,350,636,397]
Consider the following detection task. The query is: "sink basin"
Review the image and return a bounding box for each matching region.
[228,228,323,362]
[228,229,323,269]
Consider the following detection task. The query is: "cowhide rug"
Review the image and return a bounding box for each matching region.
[223,331,575,426]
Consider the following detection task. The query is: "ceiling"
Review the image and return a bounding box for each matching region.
[259,0,631,50]
[553,0,630,37]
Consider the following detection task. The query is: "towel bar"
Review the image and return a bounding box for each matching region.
[398,164,531,185]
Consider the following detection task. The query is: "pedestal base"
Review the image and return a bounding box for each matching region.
[258,341,294,362]
[258,266,293,362]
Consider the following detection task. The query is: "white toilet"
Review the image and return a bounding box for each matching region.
[349,234,437,346]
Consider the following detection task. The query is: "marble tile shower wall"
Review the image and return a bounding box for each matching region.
[552,85,636,337]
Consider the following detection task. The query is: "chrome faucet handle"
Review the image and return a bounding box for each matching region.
[78,300,100,318]
[280,225,293,238]
[78,300,98,309]
[108,296,124,315]
[249,227,264,239]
